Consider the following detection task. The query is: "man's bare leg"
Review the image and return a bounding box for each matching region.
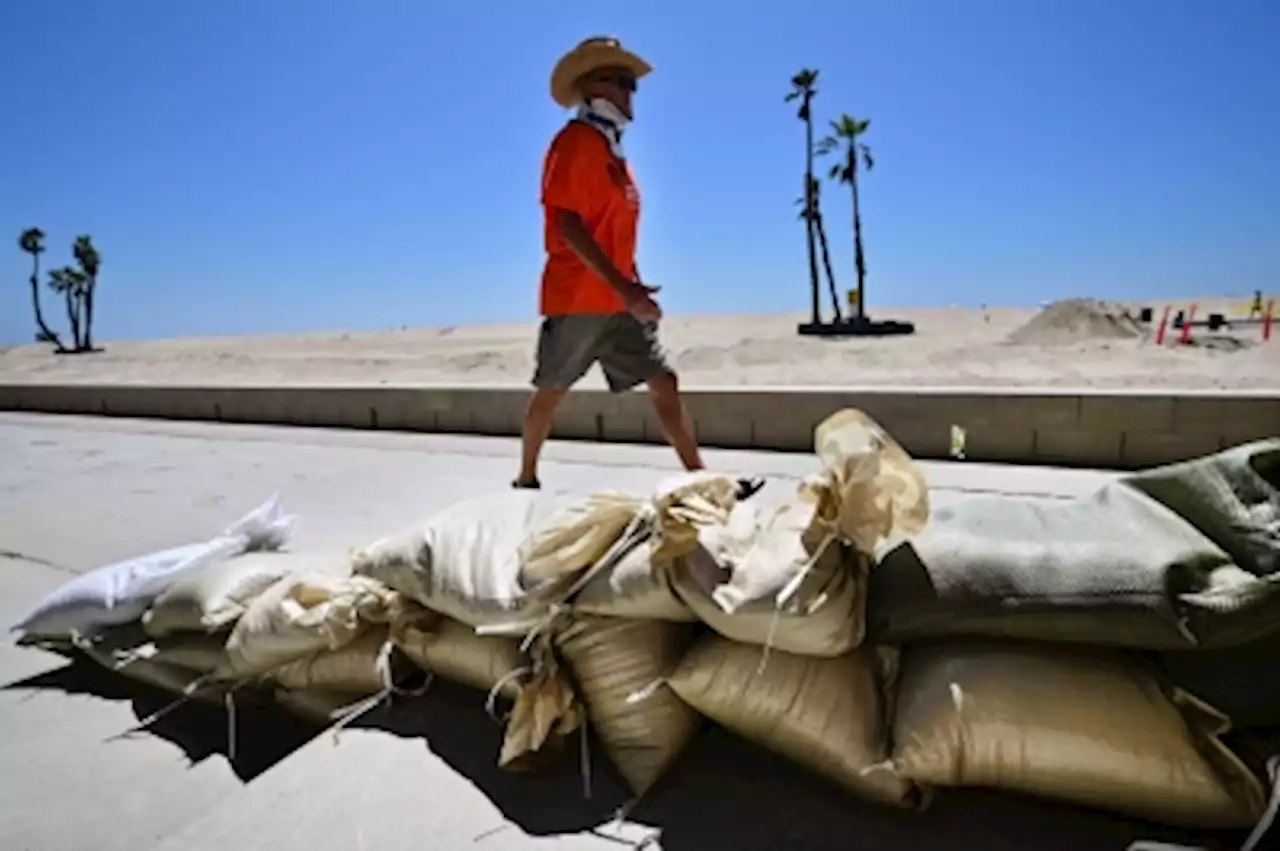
[646,372,704,472]
[515,388,566,488]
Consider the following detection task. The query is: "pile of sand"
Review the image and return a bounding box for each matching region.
[1006,298,1144,346]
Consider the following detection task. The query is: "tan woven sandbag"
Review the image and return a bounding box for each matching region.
[673,500,867,656]
[216,571,401,681]
[499,655,584,769]
[352,490,562,628]
[667,635,911,806]
[395,616,526,698]
[269,626,390,694]
[554,615,701,795]
[145,550,349,638]
[147,632,232,673]
[892,641,1267,828]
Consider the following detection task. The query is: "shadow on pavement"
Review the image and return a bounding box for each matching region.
[4,661,1246,850]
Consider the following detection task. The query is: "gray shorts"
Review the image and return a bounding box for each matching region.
[533,313,672,393]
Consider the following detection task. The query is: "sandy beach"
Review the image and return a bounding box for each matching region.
[1,298,1275,391]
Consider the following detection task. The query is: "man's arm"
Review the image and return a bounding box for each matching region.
[553,209,651,305]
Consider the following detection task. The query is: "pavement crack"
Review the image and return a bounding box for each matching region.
[0,549,77,575]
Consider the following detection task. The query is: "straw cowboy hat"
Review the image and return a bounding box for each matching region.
[550,36,653,108]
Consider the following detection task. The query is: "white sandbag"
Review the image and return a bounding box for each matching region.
[674,499,868,656]
[12,495,296,639]
[216,571,401,681]
[518,490,644,586]
[892,642,1266,828]
[352,490,558,627]
[395,616,527,698]
[554,615,701,795]
[145,550,347,637]
[668,635,911,806]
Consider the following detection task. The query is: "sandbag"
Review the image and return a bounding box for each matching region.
[671,408,927,657]
[1159,628,1280,729]
[395,616,527,698]
[870,482,1235,648]
[216,571,401,681]
[1124,440,1280,646]
[570,532,697,622]
[145,550,347,638]
[667,635,911,806]
[269,626,391,694]
[548,472,739,621]
[891,641,1266,828]
[675,510,868,656]
[352,490,560,628]
[554,615,700,795]
[274,689,371,724]
[12,494,295,639]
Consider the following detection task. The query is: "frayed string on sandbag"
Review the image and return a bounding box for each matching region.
[319,639,434,746]
[623,677,665,706]
[225,691,237,762]
[580,718,593,800]
[485,666,532,725]
[754,529,840,676]
[105,674,248,742]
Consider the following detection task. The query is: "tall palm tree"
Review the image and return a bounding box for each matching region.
[785,69,822,326]
[796,178,842,322]
[17,227,66,350]
[72,235,101,351]
[47,266,85,349]
[820,114,874,322]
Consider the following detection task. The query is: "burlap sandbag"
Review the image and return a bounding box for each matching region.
[145,550,347,638]
[395,616,527,699]
[274,689,371,725]
[216,571,402,681]
[554,615,701,795]
[892,641,1266,828]
[570,532,697,622]
[667,635,911,806]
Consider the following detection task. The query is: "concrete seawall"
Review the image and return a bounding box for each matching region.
[1,383,1276,469]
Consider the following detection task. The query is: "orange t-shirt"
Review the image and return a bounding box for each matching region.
[540,121,640,316]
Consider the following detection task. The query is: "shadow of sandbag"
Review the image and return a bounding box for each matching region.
[4,655,319,782]
[351,677,633,836]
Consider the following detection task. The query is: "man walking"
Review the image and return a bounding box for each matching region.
[515,37,758,497]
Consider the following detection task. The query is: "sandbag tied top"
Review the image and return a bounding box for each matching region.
[217,570,405,681]
[812,408,930,554]
[12,493,297,639]
[891,641,1267,829]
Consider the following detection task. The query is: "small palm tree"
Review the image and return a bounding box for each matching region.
[48,266,88,350]
[819,114,874,321]
[785,69,822,326]
[72,235,101,351]
[796,178,842,322]
[18,227,66,350]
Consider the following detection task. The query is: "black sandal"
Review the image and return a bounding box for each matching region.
[511,478,542,490]
[735,476,766,501]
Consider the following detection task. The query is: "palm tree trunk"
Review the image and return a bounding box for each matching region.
[65,291,81,351]
[803,101,821,326]
[850,151,867,321]
[814,208,842,322]
[28,256,66,352]
[82,278,95,351]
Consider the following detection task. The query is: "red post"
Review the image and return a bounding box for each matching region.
[1179,304,1197,345]
[1264,300,1274,342]
[1155,306,1170,345]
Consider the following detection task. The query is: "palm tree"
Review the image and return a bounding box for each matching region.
[17,228,66,350]
[796,177,842,322]
[47,266,86,349]
[72,235,101,351]
[820,114,874,322]
[785,69,822,326]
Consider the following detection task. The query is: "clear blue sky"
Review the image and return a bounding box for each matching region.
[3,0,1278,345]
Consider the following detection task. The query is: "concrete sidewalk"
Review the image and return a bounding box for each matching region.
[0,414,1204,851]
